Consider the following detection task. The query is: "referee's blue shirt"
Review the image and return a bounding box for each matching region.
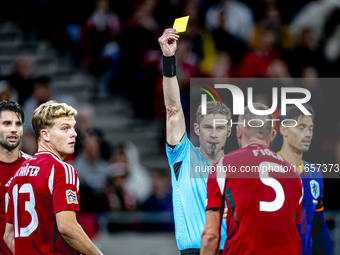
[166,133,227,251]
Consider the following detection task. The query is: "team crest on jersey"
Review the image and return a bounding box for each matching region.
[66,190,78,204]
[309,180,320,199]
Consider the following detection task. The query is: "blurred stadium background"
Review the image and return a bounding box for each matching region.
[0,0,339,253]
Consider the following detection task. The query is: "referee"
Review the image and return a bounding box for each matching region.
[159,29,230,255]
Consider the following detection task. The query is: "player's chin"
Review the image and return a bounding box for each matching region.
[300,145,310,152]
[9,141,19,147]
[204,147,211,154]
[66,147,75,154]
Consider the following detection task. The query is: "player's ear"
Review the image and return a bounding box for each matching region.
[270,129,277,142]
[236,125,242,140]
[227,126,232,137]
[279,125,287,137]
[194,122,200,136]
[40,129,50,142]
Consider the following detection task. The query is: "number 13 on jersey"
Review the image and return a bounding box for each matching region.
[12,183,38,237]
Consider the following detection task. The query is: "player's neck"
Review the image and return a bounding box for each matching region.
[242,139,269,148]
[279,145,303,168]
[38,144,65,160]
[0,146,19,163]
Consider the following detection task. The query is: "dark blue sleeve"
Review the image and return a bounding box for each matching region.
[312,210,332,255]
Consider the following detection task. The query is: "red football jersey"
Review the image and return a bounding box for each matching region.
[6,151,80,255]
[0,150,30,254]
[207,144,303,255]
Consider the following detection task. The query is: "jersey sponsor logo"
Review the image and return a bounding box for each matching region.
[310,180,320,199]
[66,190,78,204]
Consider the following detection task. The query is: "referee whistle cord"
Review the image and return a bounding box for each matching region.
[210,143,216,159]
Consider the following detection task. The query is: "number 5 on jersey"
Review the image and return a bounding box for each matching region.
[259,162,285,212]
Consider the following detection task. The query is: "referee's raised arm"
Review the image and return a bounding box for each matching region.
[158,29,185,146]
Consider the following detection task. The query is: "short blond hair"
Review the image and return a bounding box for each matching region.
[196,101,231,127]
[32,100,77,142]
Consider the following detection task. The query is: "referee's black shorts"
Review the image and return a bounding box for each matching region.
[180,248,223,255]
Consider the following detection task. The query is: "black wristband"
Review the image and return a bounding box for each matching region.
[162,54,177,77]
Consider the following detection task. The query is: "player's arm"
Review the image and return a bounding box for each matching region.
[158,29,185,146]
[56,211,102,255]
[53,164,102,255]
[201,209,222,255]
[312,197,332,255]
[5,184,14,253]
[4,223,14,254]
[202,162,224,255]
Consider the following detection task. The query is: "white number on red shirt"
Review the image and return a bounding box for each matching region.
[13,183,39,237]
[5,192,9,213]
[259,162,285,212]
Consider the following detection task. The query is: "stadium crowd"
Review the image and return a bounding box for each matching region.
[0,0,339,241]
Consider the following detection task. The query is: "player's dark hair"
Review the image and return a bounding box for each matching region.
[0,100,25,124]
[277,104,314,128]
[196,101,232,127]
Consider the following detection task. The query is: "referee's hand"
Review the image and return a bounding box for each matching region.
[158,29,179,57]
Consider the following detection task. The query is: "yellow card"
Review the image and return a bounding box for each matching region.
[173,16,190,33]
